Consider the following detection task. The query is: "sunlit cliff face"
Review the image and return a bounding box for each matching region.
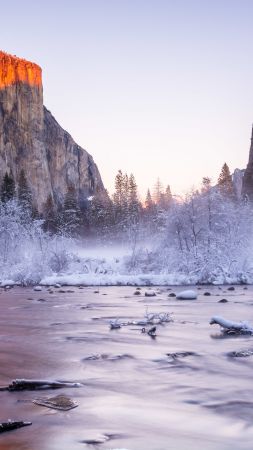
[0,50,105,213]
[0,51,42,89]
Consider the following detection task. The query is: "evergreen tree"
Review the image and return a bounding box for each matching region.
[143,188,156,230]
[201,177,212,193]
[122,173,129,218]
[1,171,15,203]
[88,189,113,239]
[18,169,33,210]
[113,170,124,209]
[160,184,172,209]
[217,163,235,198]
[43,194,57,233]
[59,185,81,236]
[112,170,129,230]
[145,189,153,211]
[153,178,164,205]
[128,173,140,224]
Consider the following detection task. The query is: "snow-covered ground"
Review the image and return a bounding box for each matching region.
[1,195,253,287]
[0,239,252,287]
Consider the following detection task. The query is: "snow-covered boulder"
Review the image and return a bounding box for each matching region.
[176,290,197,300]
[34,286,42,292]
[145,290,156,297]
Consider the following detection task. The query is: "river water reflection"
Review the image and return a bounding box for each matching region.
[0,285,253,450]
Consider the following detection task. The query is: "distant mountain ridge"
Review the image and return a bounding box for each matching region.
[0,51,105,211]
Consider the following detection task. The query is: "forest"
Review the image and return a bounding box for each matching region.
[0,163,251,286]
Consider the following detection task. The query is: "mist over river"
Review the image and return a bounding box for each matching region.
[0,285,253,450]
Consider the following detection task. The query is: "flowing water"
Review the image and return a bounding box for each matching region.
[0,285,253,450]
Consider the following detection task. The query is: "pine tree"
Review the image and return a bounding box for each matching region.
[18,169,33,210]
[153,178,164,205]
[128,173,140,224]
[217,163,235,198]
[122,173,129,218]
[113,170,124,208]
[88,189,113,239]
[1,171,15,202]
[112,170,129,230]
[142,189,155,234]
[43,194,57,233]
[161,185,172,209]
[201,177,212,193]
[59,185,81,235]
[145,189,153,210]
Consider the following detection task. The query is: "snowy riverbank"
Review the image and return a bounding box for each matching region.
[0,261,252,287]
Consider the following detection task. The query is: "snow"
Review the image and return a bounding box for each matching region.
[34,286,42,291]
[40,273,197,287]
[1,193,253,286]
[0,280,17,287]
[176,290,197,300]
[144,290,156,297]
[210,316,253,333]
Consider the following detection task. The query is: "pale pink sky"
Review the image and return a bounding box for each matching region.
[1,0,253,197]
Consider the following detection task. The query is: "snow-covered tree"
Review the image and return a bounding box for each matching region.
[128,174,140,224]
[88,189,114,241]
[58,185,81,236]
[217,163,235,199]
[153,178,164,206]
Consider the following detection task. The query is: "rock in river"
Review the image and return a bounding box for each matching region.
[176,290,197,300]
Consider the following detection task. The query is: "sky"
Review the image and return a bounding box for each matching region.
[1,0,253,198]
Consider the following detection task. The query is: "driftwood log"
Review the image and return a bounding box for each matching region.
[0,379,82,391]
[210,316,253,334]
[0,421,32,433]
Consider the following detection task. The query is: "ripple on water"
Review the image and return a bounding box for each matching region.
[82,353,135,362]
[204,401,253,422]
[79,433,128,445]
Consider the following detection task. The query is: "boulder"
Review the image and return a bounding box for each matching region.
[176,290,197,300]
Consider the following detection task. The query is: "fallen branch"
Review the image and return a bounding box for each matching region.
[108,311,173,329]
[210,316,253,334]
[0,379,82,391]
[0,420,32,433]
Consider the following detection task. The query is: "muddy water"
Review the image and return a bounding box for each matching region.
[0,285,253,450]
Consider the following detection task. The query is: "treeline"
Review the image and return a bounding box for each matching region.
[59,170,173,240]
[0,161,251,284]
[156,162,251,283]
[84,161,238,242]
[0,168,173,240]
[0,161,239,242]
[1,170,35,214]
[87,170,173,242]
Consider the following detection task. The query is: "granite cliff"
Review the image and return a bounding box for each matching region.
[242,125,253,200]
[0,51,105,211]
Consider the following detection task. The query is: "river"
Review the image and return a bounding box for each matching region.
[0,285,252,450]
